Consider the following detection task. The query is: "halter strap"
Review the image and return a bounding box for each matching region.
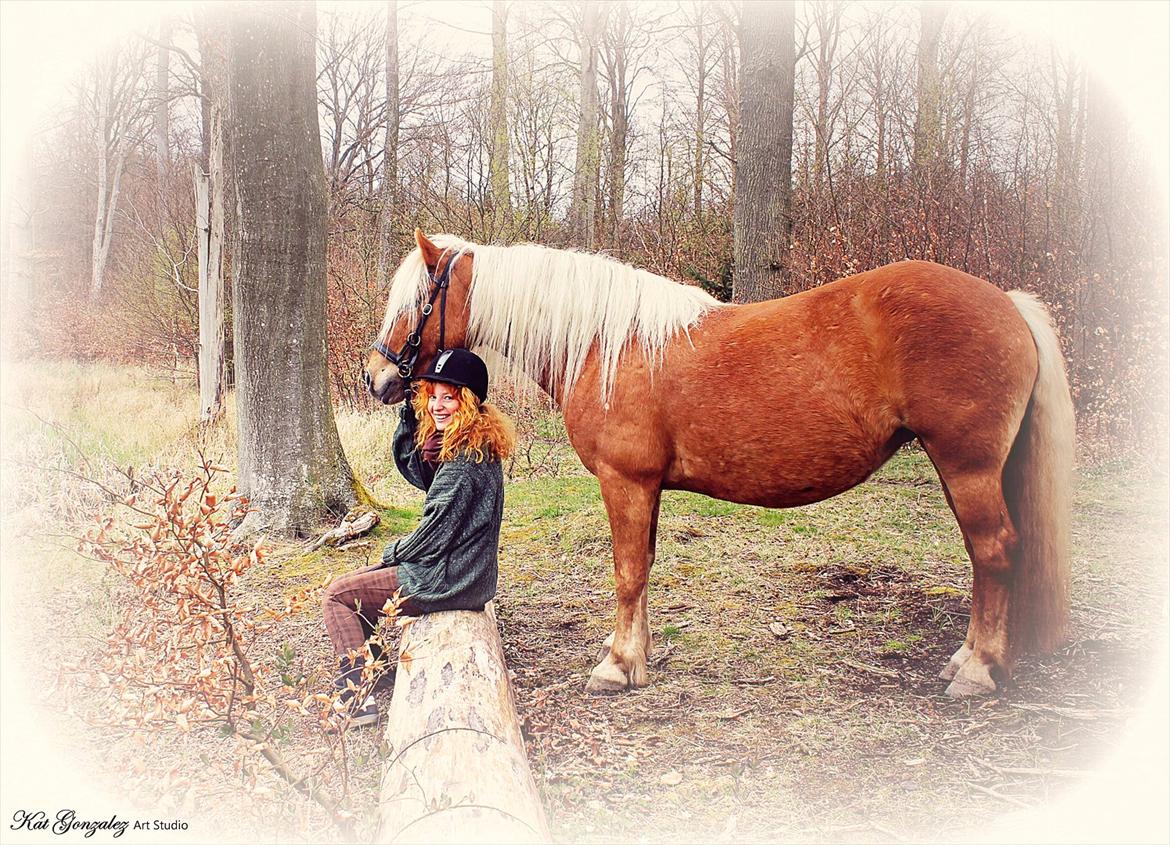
[370,249,458,397]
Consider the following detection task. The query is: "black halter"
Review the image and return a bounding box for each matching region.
[369,249,457,398]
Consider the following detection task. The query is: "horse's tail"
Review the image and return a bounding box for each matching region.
[1003,291,1076,653]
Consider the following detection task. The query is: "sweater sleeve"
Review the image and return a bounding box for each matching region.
[392,402,435,492]
[381,459,481,569]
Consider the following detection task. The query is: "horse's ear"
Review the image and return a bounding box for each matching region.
[415,229,442,268]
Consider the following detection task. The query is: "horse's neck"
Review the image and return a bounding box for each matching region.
[481,343,568,409]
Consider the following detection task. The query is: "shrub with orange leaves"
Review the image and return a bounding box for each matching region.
[74,458,399,828]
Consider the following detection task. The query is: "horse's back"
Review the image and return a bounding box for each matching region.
[565,260,1037,507]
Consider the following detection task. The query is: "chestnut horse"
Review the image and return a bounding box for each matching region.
[365,230,1075,698]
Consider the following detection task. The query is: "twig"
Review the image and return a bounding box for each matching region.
[841,658,899,679]
[995,766,1090,778]
[1006,702,1122,721]
[968,781,1032,809]
[867,818,909,842]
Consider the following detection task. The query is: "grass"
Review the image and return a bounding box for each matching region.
[2,360,1168,843]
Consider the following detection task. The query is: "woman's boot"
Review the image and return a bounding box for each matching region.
[334,655,378,728]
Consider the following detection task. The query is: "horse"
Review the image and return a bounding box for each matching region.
[364,229,1075,699]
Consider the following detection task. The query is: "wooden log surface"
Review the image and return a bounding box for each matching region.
[375,603,550,844]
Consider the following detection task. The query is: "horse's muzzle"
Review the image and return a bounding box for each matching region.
[365,367,404,405]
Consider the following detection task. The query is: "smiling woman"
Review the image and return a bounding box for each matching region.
[321,347,515,727]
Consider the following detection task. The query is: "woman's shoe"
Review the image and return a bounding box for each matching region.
[350,694,379,728]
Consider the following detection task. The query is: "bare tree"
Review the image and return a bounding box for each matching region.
[732,0,796,302]
[678,1,721,223]
[85,41,152,297]
[226,0,358,535]
[488,0,512,237]
[913,2,946,178]
[318,8,386,206]
[599,0,646,254]
[195,8,228,422]
[375,0,400,290]
[568,0,603,248]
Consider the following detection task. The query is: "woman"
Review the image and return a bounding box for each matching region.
[321,348,515,726]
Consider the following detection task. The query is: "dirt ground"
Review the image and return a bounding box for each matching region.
[496,455,1170,843]
[3,394,1167,844]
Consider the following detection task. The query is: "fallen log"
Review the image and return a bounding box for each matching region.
[309,507,379,552]
[375,603,549,844]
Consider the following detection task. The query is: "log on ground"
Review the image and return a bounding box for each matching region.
[375,603,550,844]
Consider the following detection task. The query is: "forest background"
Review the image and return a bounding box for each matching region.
[1,0,1167,453]
[0,0,1167,842]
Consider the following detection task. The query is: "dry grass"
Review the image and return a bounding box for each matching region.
[1,361,1167,843]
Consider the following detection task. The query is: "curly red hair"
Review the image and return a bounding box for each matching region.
[410,381,516,463]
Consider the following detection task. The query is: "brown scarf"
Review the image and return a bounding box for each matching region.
[421,431,444,466]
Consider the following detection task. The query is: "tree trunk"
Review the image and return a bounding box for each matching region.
[90,61,120,300]
[225,0,358,536]
[154,18,171,174]
[488,0,511,238]
[196,10,228,423]
[604,2,631,255]
[957,49,977,189]
[90,144,125,299]
[912,2,946,179]
[375,605,550,844]
[692,3,709,222]
[812,2,841,194]
[375,0,399,290]
[568,0,601,249]
[732,0,794,303]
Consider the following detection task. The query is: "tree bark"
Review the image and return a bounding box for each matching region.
[375,0,399,291]
[154,18,171,174]
[603,2,631,255]
[732,0,795,303]
[812,2,842,194]
[90,57,126,299]
[196,10,228,423]
[375,605,550,844]
[488,0,511,238]
[225,0,358,536]
[568,0,601,250]
[692,2,710,221]
[912,2,946,179]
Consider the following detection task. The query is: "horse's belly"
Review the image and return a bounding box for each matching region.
[664,435,891,508]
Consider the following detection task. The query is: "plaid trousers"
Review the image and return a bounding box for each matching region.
[322,564,415,657]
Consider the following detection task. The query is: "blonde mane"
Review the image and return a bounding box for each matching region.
[379,235,725,404]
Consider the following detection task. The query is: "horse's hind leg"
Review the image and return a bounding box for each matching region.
[587,472,660,693]
[922,450,1020,697]
[934,474,975,681]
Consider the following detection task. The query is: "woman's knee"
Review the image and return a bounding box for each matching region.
[322,577,354,612]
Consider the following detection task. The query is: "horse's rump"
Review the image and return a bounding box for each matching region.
[579,261,1037,509]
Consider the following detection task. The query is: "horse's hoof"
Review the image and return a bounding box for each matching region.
[939,644,973,681]
[596,631,616,664]
[585,660,629,695]
[945,659,997,698]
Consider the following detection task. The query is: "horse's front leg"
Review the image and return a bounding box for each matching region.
[586,474,661,694]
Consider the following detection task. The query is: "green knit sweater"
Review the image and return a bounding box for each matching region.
[381,403,503,614]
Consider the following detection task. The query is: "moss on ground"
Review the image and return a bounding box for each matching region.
[3,361,1166,844]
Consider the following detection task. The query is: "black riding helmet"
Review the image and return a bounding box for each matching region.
[416,348,489,403]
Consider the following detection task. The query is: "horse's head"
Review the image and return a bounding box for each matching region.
[364,229,474,405]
